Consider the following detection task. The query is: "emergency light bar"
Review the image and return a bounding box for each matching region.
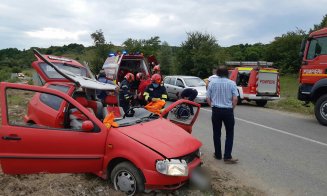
[225,61,273,67]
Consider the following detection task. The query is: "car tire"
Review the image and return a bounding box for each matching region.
[110,162,144,196]
[315,94,327,126]
[256,100,267,107]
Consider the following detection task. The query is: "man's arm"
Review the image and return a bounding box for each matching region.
[232,96,238,109]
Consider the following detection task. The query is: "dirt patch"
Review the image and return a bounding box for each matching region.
[0,155,264,196]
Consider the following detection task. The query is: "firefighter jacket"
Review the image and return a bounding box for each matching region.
[143,83,168,102]
[119,79,133,101]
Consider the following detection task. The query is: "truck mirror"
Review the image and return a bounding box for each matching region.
[81,120,94,132]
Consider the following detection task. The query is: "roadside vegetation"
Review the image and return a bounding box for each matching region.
[267,75,314,115]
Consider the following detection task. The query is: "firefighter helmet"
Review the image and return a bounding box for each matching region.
[151,74,161,84]
[136,72,144,80]
[124,73,135,82]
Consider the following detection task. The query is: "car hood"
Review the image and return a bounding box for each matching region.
[190,86,207,95]
[118,118,202,158]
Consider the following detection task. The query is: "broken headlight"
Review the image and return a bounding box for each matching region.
[156,159,188,176]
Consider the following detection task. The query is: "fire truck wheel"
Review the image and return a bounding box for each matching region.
[256,100,267,107]
[315,94,327,126]
[111,162,145,195]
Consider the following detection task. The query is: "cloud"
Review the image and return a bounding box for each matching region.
[0,0,326,49]
[25,28,88,40]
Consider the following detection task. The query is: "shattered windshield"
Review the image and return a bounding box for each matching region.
[40,63,87,79]
[114,107,158,127]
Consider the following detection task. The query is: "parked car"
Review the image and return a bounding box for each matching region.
[0,50,203,195]
[163,76,207,104]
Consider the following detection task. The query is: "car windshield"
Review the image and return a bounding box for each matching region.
[40,63,87,79]
[184,77,206,87]
[114,107,159,127]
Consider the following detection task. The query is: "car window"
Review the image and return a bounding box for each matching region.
[39,63,87,79]
[164,77,170,84]
[307,37,327,60]
[176,79,184,87]
[5,88,95,132]
[169,77,176,85]
[183,77,206,87]
[40,85,69,111]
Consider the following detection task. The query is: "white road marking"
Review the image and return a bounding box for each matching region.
[201,108,327,147]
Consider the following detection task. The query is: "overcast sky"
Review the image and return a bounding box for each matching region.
[0,0,326,50]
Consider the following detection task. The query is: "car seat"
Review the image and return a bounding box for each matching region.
[69,96,95,130]
[104,95,123,118]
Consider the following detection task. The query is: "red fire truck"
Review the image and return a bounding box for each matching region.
[298,27,327,125]
[227,61,280,107]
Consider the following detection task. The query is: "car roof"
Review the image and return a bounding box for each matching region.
[165,75,200,79]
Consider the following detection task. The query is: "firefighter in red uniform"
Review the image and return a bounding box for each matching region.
[143,74,167,104]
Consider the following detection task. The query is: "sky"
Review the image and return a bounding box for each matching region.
[0,0,326,50]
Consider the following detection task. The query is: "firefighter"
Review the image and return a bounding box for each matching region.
[119,73,135,114]
[143,74,167,104]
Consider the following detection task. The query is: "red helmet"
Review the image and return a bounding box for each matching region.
[124,73,135,82]
[153,65,160,72]
[136,72,144,80]
[151,74,161,84]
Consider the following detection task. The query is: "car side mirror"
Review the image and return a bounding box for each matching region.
[81,120,94,132]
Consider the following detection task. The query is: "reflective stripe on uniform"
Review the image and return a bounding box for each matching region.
[162,94,167,99]
[144,92,150,100]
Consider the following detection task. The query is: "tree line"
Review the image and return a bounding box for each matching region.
[0,14,326,81]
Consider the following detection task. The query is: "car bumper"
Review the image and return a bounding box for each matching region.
[194,96,207,104]
[143,157,201,190]
[246,94,280,100]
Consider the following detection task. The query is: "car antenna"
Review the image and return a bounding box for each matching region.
[33,49,80,87]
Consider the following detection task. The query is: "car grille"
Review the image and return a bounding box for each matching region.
[175,149,199,164]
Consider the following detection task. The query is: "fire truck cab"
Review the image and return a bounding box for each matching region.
[298,27,327,125]
[228,61,280,107]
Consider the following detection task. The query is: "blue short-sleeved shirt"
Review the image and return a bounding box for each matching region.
[206,76,239,108]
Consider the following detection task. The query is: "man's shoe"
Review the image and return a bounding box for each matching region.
[224,158,238,164]
[213,153,222,160]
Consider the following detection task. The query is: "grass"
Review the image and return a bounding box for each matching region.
[266,74,314,115]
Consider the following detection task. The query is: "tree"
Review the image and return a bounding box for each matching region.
[90,30,112,74]
[91,29,106,46]
[157,41,173,75]
[176,31,219,78]
[311,14,327,32]
[123,36,161,56]
[265,30,305,73]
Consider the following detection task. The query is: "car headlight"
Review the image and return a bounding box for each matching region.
[156,159,188,176]
[197,92,205,96]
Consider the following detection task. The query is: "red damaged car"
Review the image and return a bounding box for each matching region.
[0,50,202,195]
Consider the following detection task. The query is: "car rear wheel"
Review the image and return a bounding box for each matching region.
[256,100,267,107]
[110,162,144,196]
[315,94,327,126]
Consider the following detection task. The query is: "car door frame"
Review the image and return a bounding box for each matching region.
[161,99,200,133]
[0,82,108,175]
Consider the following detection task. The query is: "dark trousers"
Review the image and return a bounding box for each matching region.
[119,99,130,114]
[211,107,235,159]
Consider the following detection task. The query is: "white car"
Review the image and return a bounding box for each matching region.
[163,75,207,104]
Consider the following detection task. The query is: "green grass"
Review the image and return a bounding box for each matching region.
[267,74,314,115]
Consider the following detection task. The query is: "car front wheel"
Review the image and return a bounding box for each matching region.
[110,162,145,196]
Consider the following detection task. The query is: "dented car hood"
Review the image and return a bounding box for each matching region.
[118,118,202,158]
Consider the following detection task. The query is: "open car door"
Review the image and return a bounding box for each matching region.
[161,99,200,134]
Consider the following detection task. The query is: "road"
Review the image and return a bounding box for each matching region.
[191,103,327,196]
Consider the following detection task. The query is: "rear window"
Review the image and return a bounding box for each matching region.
[40,85,69,111]
[40,63,87,79]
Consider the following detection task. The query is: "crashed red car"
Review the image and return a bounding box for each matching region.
[0,50,202,195]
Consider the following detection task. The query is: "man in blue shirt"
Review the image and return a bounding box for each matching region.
[207,65,239,164]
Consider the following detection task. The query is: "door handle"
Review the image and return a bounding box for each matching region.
[2,135,21,141]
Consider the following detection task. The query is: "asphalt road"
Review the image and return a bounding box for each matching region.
[192,103,327,196]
